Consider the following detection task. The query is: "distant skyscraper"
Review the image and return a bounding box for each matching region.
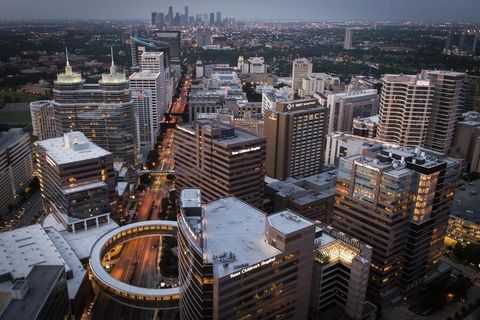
[129,70,163,154]
[178,189,315,320]
[167,6,173,26]
[151,12,157,25]
[174,120,266,208]
[0,129,33,217]
[332,146,460,302]
[264,98,327,180]
[184,6,189,22]
[209,12,215,25]
[157,12,165,26]
[216,11,221,25]
[291,58,313,96]
[30,100,57,140]
[344,28,354,50]
[35,132,115,231]
[53,51,136,164]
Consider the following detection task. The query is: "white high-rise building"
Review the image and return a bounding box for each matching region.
[344,28,354,50]
[140,52,172,116]
[29,100,57,140]
[292,58,313,97]
[238,56,267,74]
[131,89,154,153]
[299,73,340,97]
[129,71,162,155]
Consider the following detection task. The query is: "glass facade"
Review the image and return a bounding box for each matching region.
[53,78,136,165]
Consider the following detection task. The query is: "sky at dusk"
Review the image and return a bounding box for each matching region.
[0,0,479,22]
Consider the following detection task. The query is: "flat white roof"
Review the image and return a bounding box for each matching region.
[180,188,201,208]
[0,224,85,299]
[36,132,110,165]
[42,213,119,260]
[202,197,281,278]
[129,70,161,79]
[267,210,314,235]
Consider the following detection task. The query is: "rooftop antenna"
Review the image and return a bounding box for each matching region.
[110,46,116,75]
[64,47,73,75]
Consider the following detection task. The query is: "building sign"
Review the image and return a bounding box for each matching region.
[229,257,276,279]
[285,100,318,110]
[231,146,261,156]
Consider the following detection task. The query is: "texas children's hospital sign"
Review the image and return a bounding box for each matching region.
[228,257,277,279]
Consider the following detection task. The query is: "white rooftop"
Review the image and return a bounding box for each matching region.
[0,224,85,299]
[202,197,281,278]
[42,213,119,260]
[129,70,161,79]
[267,210,314,235]
[181,188,201,208]
[36,132,110,165]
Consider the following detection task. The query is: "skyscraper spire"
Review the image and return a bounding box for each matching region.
[65,47,73,75]
[110,46,116,75]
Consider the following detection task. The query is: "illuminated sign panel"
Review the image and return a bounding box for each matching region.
[231,146,261,156]
[229,257,276,279]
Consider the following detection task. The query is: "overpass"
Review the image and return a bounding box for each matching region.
[89,221,180,309]
[137,169,175,176]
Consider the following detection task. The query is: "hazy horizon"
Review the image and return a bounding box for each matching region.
[1,0,479,23]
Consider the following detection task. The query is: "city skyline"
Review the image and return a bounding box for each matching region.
[1,0,480,22]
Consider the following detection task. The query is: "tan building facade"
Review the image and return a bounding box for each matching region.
[174,120,265,208]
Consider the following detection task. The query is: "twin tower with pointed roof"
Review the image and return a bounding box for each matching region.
[52,48,136,165]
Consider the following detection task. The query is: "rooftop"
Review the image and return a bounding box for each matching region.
[0,128,28,153]
[0,265,66,320]
[178,120,264,147]
[0,224,85,299]
[267,169,337,205]
[202,197,281,278]
[35,132,110,165]
[451,179,480,224]
[129,70,161,79]
[42,213,119,260]
[267,210,314,235]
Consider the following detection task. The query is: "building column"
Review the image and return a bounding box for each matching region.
[96,217,99,228]
[84,220,87,231]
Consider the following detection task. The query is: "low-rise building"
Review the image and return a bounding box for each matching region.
[0,224,89,319]
[446,179,480,244]
[265,169,337,223]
